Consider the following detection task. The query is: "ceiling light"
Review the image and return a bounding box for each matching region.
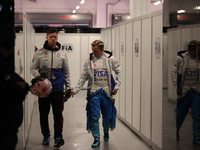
[80,0,85,4]
[154,1,161,5]
[177,10,185,13]
[194,6,200,10]
[72,10,76,13]
[76,5,80,9]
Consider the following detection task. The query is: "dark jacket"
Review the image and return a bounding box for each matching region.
[0,52,29,132]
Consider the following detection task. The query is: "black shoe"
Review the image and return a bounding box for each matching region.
[42,135,50,145]
[91,137,100,147]
[54,136,64,148]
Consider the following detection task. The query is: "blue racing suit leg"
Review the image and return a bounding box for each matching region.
[176,91,192,132]
[89,92,101,138]
[100,91,113,131]
[190,90,200,137]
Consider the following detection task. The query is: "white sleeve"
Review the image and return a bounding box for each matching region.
[62,52,71,90]
[111,57,122,90]
[171,56,183,88]
[30,51,40,77]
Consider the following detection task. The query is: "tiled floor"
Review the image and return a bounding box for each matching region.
[162,89,200,150]
[25,90,153,150]
[24,89,200,150]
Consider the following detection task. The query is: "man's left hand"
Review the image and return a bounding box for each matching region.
[112,89,118,95]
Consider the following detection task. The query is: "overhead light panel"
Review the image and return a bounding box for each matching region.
[194,6,200,10]
[80,0,85,4]
[76,5,80,9]
[72,10,76,13]
[154,1,161,5]
[177,10,185,13]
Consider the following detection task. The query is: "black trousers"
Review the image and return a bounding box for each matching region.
[38,91,64,139]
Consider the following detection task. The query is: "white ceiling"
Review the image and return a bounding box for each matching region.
[14,0,164,14]
[14,0,130,14]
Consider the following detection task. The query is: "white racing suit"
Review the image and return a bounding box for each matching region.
[171,50,200,140]
[73,51,122,137]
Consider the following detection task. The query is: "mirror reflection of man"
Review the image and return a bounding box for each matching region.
[171,40,200,145]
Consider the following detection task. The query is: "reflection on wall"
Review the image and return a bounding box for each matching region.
[167,24,200,150]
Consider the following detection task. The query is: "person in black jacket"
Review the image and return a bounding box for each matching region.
[30,28,71,148]
[0,24,29,150]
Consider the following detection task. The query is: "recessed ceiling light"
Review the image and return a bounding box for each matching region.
[80,0,85,4]
[194,6,200,10]
[154,1,161,5]
[72,10,76,13]
[76,5,80,9]
[177,10,185,13]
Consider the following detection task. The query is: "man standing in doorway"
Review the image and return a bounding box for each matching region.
[30,28,71,148]
[71,40,122,147]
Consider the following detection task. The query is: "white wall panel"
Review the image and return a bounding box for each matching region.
[119,25,126,119]
[163,34,168,88]
[107,29,112,51]
[16,14,36,150]
[125,23,133,124]
[141,18,151,139]
[132,20,141,131]
[167,30,176,100]
[115,27,120,112]
[195,27,200,41]
[192,27,199,40]
[35,33,46,49]
[104,30,108,50]
[112,28,115,53]
[181,28,192,50]
[152,15,162,148]
[101,31,105,44]
[177,29,182,53]
[80,36,89,89]
[15,34,23,76]
[58,35,80,88]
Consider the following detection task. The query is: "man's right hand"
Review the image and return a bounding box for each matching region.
[71,91,75,97]
[31,75,43,85]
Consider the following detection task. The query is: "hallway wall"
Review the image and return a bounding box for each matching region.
[101,10,163,150]
[15,13,37,150]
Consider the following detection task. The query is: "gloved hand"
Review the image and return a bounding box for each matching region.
[64,89,71,102]
[31,76,43,85]
[31,73,47,85]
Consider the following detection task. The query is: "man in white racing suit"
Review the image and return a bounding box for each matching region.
[171,40,200,145]
[71,40,122,147]
[30,28,71,148]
